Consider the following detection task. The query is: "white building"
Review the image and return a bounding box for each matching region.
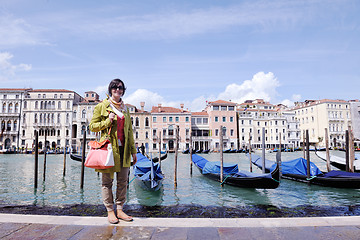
[21,89,83,151]
[0,88,30,151]
[349,100,360,147]
[293,99,351,148]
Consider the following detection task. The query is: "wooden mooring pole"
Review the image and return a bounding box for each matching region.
[345,130,349,172]
[190,129,193,176]
[220,126,224,185]
[306,130,310,184]
[80,131,86,189]
[174,125,179,187]
[325,128,331,172]
[63,146,67,177]
[43,131,47,182]
[348,125,355,173]
[248,132,252,172]
[34,130,39,188]
[262,127,265,174]
[158,131,162,169]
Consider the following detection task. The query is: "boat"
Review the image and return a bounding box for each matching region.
[315,151,360,172]
[202,149,210,154]
[250,154,360,188]
[223,149,231,153]
[149,153,167,163]
[191,154,280,189]
[195,149,202,153]
[182,149,190,154]
[133,153,164,191]
[70,153,82,162]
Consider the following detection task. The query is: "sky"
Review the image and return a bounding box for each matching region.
[1,0,359,111]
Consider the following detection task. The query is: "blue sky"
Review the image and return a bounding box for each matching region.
[1,0,359,111]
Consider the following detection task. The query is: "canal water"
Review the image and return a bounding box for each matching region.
[0,151,359,208]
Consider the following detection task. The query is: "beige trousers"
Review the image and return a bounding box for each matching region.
[101,147,130,212]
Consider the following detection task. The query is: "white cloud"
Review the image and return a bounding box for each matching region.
[217,72,280,103]
[0,52,32,81]
[281,94,302,107]
[0,14,45,47]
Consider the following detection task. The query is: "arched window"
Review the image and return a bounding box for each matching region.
[58,101,61,109]
[57,113,61,124]
[40,101,43,109]
[145,117,149,127]
[52,101,55,109]
[131,117,133,125]
[40,114,43,123]
[66,113,69,123]
[146,131,149,139]
[14,103,19,113]
[135,117,139,127]
[24,101,27,109]
[13,121,17,131]
[1,121,5,130]
[44,101,47,109]
[48,101,51,109]
[7,120,11,131]
[23,114,26,123]
[87,126,90,134]
[8,103,13,113]
[2,103,6,113]
[82,109,86,118]
[35,101,38,109]
[34,114,38,123]
[67,101,70,109]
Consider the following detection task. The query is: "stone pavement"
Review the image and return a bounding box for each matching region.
[0,213,360,239]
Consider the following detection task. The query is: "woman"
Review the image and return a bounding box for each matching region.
[89,78,137,224]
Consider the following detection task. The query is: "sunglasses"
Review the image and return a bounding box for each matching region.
[112,86,124,91]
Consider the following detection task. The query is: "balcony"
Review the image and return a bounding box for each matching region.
[80,118,87,123]
[162,134,176,140]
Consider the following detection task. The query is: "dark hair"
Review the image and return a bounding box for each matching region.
[108,78,126,97]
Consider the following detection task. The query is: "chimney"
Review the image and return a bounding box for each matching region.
[158,103,162,112]
[140,102,145,111]
[180,103,184,112]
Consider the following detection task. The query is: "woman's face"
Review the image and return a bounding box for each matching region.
[111,83,124,99]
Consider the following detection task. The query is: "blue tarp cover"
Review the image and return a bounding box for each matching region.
[322,170,360,178]
[192,154,238,174]
[270,157,322,176]
[250,154,322,176]
[134,153,163,181]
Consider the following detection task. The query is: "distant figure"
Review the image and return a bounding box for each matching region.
[140,143,145,155]
[89,78,137,224]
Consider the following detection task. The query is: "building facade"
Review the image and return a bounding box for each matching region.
[0,88,30,151]
[191,111,210,151]
[293,99,351,148]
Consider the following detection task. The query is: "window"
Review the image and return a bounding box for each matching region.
[58,101,61,109]
[230,117,233,122]
[169,117,173,122]
[186,117,189,122]
[145,117,149,127]
[82,109,86,118]
[215,129,219,136]
[228,106,234,111]
[3,95,7,99]
[146,132,149,139]
[203,118,208,124]
[24,101,27,109]
[213,106,219,111]
[230,129,234,136]
[54,94,57,98]
[8,103,13,113]
[66,101,70,109]
[153,117,156,123]
[135,117,139,127]
[215,116,219,122]
[2,103,6,113]
[13,121,17,131]
[43,94,46,98]
[175,117,179,122]
[60,94,63,98]
[153,129,157,136]
[34,114,38,123]
[221,106,227,111]
[163,117,166,122]
[196,118,202,124]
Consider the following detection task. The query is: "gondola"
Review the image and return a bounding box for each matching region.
[149,153,167,163]
[250,154,360,188]
[133,153,164,191]
[70,153,82,162]
[315,151,360,173]
[192,154,280,189]
[201,149,210,154]
[182,149,190,154]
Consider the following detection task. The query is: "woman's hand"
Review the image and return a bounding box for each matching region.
[132,153,137,166]
[109,112,115,122]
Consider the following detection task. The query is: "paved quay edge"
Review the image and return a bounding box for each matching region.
[1,213,360,228]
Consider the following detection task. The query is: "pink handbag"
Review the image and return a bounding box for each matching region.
[85,127,114,169]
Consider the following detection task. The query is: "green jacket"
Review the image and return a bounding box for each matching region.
[89,99,136,173]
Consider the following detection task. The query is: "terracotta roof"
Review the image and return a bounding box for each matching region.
[238,108,277,112]
[292,99,349,110]
[208,100,236,105]
[191,112,209,116]
[30,89,73,93]
[0,88,32,91]
[151,106,189,113]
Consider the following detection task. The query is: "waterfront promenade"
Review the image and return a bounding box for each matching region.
[1,214,359,239]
